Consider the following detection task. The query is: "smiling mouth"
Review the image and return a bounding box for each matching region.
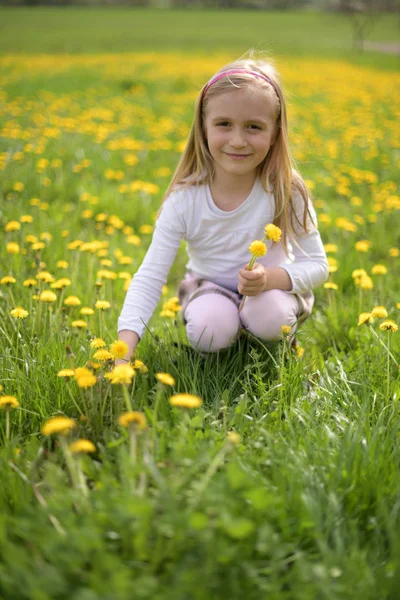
[226,153,251,158]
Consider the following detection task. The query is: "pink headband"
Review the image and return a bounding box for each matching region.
[203,68,279,98]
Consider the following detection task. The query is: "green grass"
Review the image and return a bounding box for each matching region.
[0,7,399,69]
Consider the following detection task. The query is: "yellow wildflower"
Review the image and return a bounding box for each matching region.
[169,394,202,409]
[1,276,16,285]
[10,307,29,319]
[156,372,176,386]
[371,306,388,319]
[37,271,54,283]
[6,242,20,254]
[104,364,135,384]
[379,320,398,332]
[5,221,21,232]
[90,338,106,349]
[227,431,241,445]
[323,244,338,253]
[92,349,114,362]
[56,260,69,269]
[109,340,129,359]
[264,223,282,243]
[64,296,81,307]
[248,240,267,258]
[69,439,96,454]
[355,240,371,253]
[132,359,148,374]
[57,369,75,378]
[41,416,76,436]
[352,269,367,279]
[0,396,20,409]
[74,367,93,381]
[80,307,94,316]
[95,300,111,311]
[76,373,97,388]
[23,278,37,287]
[358,312,373,326]
[281,325,292,335]
[324,282,339,290]
[71,320,88,329]
[39,290,57,303]
[371,264,387,275]
[139,224,153,234]
[118,411,147,429]
[389,248,399,258]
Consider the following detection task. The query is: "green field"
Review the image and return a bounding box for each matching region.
[0,8,400,600]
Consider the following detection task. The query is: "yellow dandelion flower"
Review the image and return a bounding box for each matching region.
[358,312,373,326]
[71,320,88,329]
[74,367,93,381]
[80,307,94,316]
[104,364,135,384]
[64,296,81,307]
[41,416,76,436]
[90,338,106,349]
[39,290,57,303]
[371,306,388,319]
[6,242,20,254]
[323,244,338,253]
[169,394,202,409]
[109,340,129,359]
[76,373,97,388]
[264,223,282,243]
[324,282,339,290]
[160,309,176,318]
[355,240,371,253]
[57,369,75,378]
[281,325,292,335]
[352,269,367,279]
[5,221,21,232]
[68,439,96,454]
[1,276,16,285]
[10,307,29,319]
[56,260,69,269]
[92,349,114,362]
[379,320,398,332]
[37,271,54,283]
[23,278,37,287]
[139,224,153,234]
[358,275,373,290]
[227,431,241,445]
[13,182,24,192]
[31,242,46,251]
[396,303,400,310]
[51,278,71,289]
[132,359,148,374]
[118,411,147,429]
[0,396,20,409]
[248,240,267,258]
[389,248,399,258]
[294,344,305,359]
[155,372,176,386]
[95,300,111,311]
[371,264,387,276]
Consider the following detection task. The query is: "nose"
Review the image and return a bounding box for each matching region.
[230,127,246,148]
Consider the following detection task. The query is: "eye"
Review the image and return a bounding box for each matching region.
[248,124,261,130]
[216,121,230,127]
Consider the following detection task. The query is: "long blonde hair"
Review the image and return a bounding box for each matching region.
[162,54,314,251]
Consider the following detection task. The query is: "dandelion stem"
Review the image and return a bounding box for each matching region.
[387,332,390,399]
[122,384,133,412]
[367,325,397,366]
[6,410,10,441]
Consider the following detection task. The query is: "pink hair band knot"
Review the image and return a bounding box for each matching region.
[203,68,279,98]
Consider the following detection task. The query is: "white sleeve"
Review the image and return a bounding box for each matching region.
[279,195,329,295]
[117,194,186,338]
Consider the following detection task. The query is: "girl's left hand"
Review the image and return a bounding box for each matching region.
[238,263,267,296]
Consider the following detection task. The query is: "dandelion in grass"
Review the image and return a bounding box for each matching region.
[90,338,106,349]
[39,290,57,303]
[169,394,202,409]
[95,300,111,310]
[380,320,398,333]
[371,306,388,319]
[371,264,387,275]
[294,344,305,359]
[358,275,373,290]
[355,240,371,253]
[105,364,135,385]
[132,359,148,374]
[74,367,94,380]
[323,243,338,253]
[281,325,292,336]
[69,439,96,454]
[389,248,399,257]
[64,296,81,307]
[92,349,113,362]
[0,395,19,441]
[58,369,75,378]
[80,307,94,316]
[10,307,29,319]
[6,242,20,254]
[264,223,282,243]
[109,340,129,359]
[56,260,69,269]
[156,372,176,387]
[41,416,76,436]
[1,276,16,285]
[71,320,88,329]
[5,221,21,232]
[358,312,373,326]
[23,278,37,288]
[396,303,400,310]
[118,411,147,430]
[324,282,338,290]
[76,373,97,388]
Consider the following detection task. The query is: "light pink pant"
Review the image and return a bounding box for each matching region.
[178,274,314,353]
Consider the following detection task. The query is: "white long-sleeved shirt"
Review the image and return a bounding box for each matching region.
[118,178,329,338]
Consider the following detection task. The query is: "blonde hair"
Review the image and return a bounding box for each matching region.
[162,53,314,252]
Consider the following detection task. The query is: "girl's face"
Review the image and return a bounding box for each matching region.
[204,87,277,185]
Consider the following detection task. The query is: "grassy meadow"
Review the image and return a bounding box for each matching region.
[1,8,400,599]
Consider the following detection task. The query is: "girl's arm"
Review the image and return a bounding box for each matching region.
[115,330,140,365]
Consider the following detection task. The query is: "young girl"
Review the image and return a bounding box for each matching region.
[117,56,329,361]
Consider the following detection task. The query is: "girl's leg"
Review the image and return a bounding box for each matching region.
[240,289,300,341]
[185,293,241,353]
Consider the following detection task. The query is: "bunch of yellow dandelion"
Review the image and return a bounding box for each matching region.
[160,296,182,319]
[74,367,97,388]
[90,338,106,349]
[105,364,135,385]
[109,340,129,359]
[264,223,282,243]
